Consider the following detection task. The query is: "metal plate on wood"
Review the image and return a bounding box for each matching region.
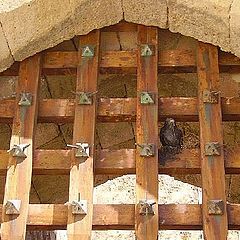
[140,92,155,104]
[81,45,95,57]
[7,144,30,158]
[205,142,221,156]
[5,200,21,215]
[65,200,88,215]
[141,44,155,57]
[78,92,92,105]
[138,200,156,216]
[207,200,224,215]
[67,143,90,158]
[136,143,155,157]
[203,90,219,103]
[18,92,32,106]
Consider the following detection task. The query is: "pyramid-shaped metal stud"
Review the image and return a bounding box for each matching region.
[138,200,156,215]
[18,92,32,106]
[5,200,21,215]
[7,143,30,158]
[65,200,88,215]
[78,92,92,105]
[141,44,154,57]
[205,142,221,156]
[82,46,95,57]
[140,92,155,104]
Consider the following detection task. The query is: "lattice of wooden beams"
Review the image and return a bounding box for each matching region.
[0,22,240,240]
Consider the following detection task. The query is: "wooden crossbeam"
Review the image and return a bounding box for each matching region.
[67,31,100,240]
[1,55,41,239]
[135,26,159,240]
[0,145,238,175]
[2,204,240,230]
[1,49,240,76]
[197,43,228,239]
[0,97,240,123]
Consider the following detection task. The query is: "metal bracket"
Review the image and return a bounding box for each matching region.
[65,200,88,215]
[202,90,220,104]
[67,143,90,158]
[77,92,94,105]
[5,200,21,215]
[207,200,224,215]
[7,144,30,158]
[205,142,221,156]
[138,200,156,216]
[79,92,92,105]
[141,44,155,57]
[136,143,155,157]
[81,45,95,57]
[18,92,32,106]
[140,92,155,104]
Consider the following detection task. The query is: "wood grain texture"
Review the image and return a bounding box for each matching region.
[1,97,240,123]
[135,26,159,240]
[0,145,231,176]
[2,204,240,230]
[67,30,100,240]
[1,49,240,76]
[1,55,41,240]
[197,42,228,240]
[0,145,239,175]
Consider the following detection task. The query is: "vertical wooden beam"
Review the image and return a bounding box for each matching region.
[67,30,100,240]
[1,55,41,240]
[135,26,159,239]
[197,42,228,239]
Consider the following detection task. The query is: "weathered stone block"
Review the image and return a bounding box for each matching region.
[0,0,75,61]
[230,0,240,57]
[0,24,13,72]
[168,0,232,52]
[72,0,123,35]
[123,0,168,28]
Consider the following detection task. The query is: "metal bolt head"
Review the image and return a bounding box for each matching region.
[140,92,155,105]
[78,92,92,105]
[205,142,221,156]
[141,45,155,57]
[18,92,32,106]
[138,144,155,157]
[81,46,95,57]
[138,200,156,216]
[207,200,224,215]
[5,200,21,215]
[65,200,88,215]
[202,90,219,104]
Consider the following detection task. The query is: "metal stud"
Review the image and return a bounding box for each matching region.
[65,200,88,215]
[81,46,95,57]
[140,92,155,104]
[18,92,32,106]
[202,90,219,104]
[5,200,21,215]
[207,200,224,215]
[7,144,30,158]
[205,142,221,156]
[78,92,93,105]
[141,45,154,57]
[67,143,90,158]
[136,143,155,157]
[138,200,156,216]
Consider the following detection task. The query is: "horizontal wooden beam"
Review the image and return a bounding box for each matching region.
[0,146,239,175]
[1,50,240,76]
[0,97,240,124]
[0,204,233,230]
